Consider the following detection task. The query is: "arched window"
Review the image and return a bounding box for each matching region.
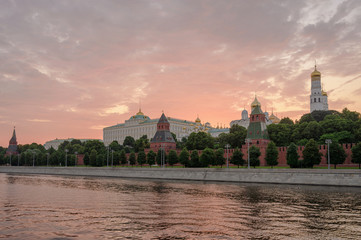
[318,98,320,102]
[314,98,316,102]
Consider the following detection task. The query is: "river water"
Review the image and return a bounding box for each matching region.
[0,173,361,240]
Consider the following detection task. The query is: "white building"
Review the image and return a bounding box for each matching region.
[103,110,213,146]
[310,65,328,112]
[230,96,279,129]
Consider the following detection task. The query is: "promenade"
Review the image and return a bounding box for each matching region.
[1,166,360,187]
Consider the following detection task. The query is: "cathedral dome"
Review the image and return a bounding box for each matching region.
[195,116,201,123]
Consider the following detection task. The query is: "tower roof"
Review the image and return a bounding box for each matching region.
[251,96,261,109]
[251,105,264,115]
[9,127,17,144]
[311,65,321,78]
[158,113,169,124]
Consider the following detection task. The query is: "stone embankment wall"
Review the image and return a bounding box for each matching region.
[1,167,360,187]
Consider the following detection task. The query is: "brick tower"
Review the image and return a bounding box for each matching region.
[246,103,270,145]
[6,127,19,156]
[150,113,176,152]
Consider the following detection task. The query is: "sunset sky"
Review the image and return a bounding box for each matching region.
[1,0,361,146]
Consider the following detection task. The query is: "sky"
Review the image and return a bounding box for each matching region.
[1,0,361,146]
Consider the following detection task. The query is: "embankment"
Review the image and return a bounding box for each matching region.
[1,166,360,187]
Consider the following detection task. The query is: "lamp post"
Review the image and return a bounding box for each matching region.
[111,150,114,167]
[74,152,78,166]
[325,139,332,170]
[246,138,251,169]
[46,153,49,167]
[9,153,12,166]
[65,149,68,167]
[32,150,36,167]
[225,144,230,168]
[17,154,20,166]
[107,146,109,167]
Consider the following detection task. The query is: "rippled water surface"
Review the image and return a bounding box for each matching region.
[1,173,361,239]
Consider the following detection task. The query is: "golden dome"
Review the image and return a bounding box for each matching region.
[251,96,261,108]
[311,65,321,78]
[269,112,280,124]
[322,90,327,96]
[136,108,144,115]
[195,115,201,123]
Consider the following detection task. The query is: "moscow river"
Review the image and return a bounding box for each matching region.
[1,173,361,240]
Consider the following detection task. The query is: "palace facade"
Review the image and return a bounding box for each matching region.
[103,109,212,146]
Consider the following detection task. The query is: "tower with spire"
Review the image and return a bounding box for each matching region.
[6,127,19,156]
[310,64,328,112]
[150,113,176,152]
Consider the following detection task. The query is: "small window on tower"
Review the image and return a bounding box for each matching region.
[318,98,320,102]
[314,98,316,102]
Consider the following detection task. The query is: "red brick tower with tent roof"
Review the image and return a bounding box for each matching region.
[150,113,176,153]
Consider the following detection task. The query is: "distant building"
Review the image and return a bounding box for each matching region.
[230,96,279,129]
[310,65,328,112]
[6,127,18,156]
[103,109,213,146]
[150,113,176,152]
[246,104,270,145]
[44,138,102,150]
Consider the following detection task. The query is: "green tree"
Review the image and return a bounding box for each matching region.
[351,143,361,169]
[137,151,146,167]
[179,148,190,167]
[84,140,105,155]
[129,152,136,166]
[265,141,278,168]
[135,135,149,152]
[229,125,247,148]
[302,121,323,141]
[123,136,136,148]
[120,149,127,165]
[302,139,322,168]
[299,113,315,124]
[168,150,178,167]
[109,141,122,152]
[90,149,97,167]
[341,108,360,122]
[214,148,225,168]
[249,145,261,168]
[279,117,294,125]
[268,123,293,146]
[113,151,120,165]
[326,142,346,169]
[230,148,244,168]
[190,150,200,167]
[83,152,90,166]
[96,153,105,167]
[200,148,214,167]
[147,150,156,167]
[286,143,299,168]
[186,132,214,150]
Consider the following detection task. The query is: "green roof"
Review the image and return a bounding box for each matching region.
[251,105,264,115]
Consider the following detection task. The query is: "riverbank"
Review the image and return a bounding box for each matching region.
[1,166,360,187]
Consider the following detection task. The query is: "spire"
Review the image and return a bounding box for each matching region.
[10,126,17,144]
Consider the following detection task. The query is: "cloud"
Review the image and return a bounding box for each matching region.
[0,0,361,145]
[27,119,52,123]
[100,104,129,116]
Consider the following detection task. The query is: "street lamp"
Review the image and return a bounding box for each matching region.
[107,146,109,167]
[246,138,251,169]
[225,144,230,168]
[111,150,114,167]
[17,154,20,166]
[46,153,49,167]
[9,153,12,166]
[74,152,78,166]
[325,139,332,170]
[65,149,69,167]
[31,150,36,167]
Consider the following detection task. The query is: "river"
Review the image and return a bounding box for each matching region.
[0,173,360,239]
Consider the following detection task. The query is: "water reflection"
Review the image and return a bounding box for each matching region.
[1,173,361,239]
